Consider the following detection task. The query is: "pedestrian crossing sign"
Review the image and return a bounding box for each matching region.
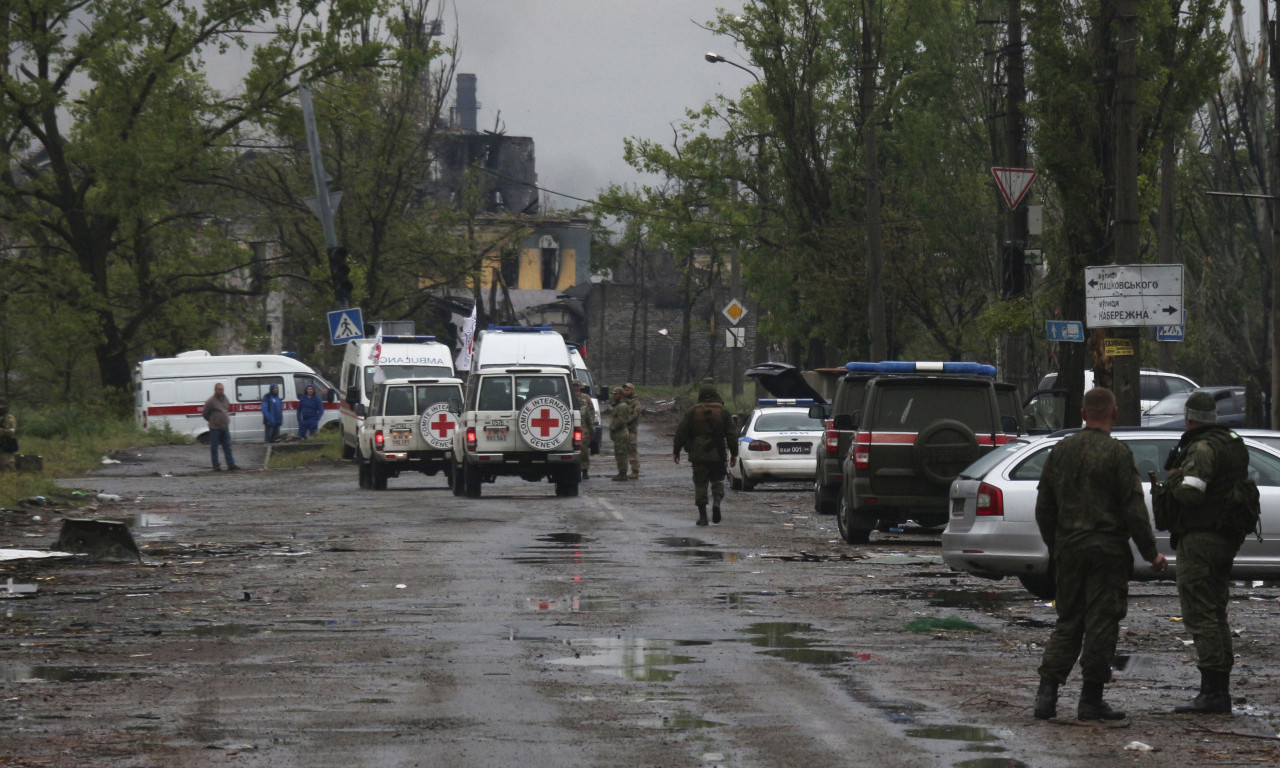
[328,308,365,345]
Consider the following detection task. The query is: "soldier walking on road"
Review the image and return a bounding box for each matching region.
[622,382,641,478]
[0,398,17,472]
[1155,391,1254,715]
[573,381,596,480]
[608,386,632,481]
[1033,387,1167,722]
[673,385,739,526]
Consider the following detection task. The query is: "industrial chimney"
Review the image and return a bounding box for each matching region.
[456,74,478,132]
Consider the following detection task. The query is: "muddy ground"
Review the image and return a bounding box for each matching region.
[2,415,1279,768]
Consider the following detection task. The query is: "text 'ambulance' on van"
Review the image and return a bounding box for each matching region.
[134,351,339,443]
[339,335,455,458]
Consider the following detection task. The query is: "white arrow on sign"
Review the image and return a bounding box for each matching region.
[1085,264,1183,328]
[992,167,1037,209]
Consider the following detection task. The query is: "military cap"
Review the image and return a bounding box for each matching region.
[1185,391,1217,424]
[624,382,635,389]
[610,386,623,396]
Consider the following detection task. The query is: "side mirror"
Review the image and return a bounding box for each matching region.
[808,404,825,420]
[356,403,367,418]
[832,413,855,431]
[346,388,360,406]
[1001,415,1020,433]
[326,388,338,403]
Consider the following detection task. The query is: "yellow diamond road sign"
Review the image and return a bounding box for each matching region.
[722,299,747,325]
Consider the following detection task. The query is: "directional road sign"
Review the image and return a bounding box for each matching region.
[328,307,365,345]
[1046,320,1085,342]
[1085,264,1183,328]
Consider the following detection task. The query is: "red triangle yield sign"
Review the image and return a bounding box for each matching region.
[992,167,1037,209]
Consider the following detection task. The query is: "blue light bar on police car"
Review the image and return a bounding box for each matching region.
[845,361,996,377]
[758,398,815,406]
[487,325,552,332]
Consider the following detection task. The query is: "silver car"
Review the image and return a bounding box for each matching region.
[942,429,1280,597]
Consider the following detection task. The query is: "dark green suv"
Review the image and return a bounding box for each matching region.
[835,362,1021,544]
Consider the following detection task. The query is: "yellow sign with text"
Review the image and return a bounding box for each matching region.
[1104,338,1134,357]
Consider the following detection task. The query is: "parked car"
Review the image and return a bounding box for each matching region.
[730,399,825,491]
[1141,386,1247,429]
[1038,368,1198,415]
[941,428,1280,598]
[837,361,1020,544]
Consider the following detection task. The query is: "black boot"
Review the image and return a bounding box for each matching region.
[711,499,722,525]
[1077,680,1126,721]
[1174,668,1232,714]
[696,504,708,526]
[1033,678,1059,720]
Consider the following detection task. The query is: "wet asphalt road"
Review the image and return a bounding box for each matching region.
[3,419,1280,767]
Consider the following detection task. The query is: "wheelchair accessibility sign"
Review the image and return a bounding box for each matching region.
[328,308,365,345]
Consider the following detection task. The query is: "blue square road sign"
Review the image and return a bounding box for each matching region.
[328,308,365,345]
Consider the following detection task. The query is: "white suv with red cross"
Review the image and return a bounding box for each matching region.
[451,327,583,498]
[357,377,464,490]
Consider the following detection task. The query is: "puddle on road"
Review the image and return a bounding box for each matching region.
[506,532,608,566]
[182,623,258,638]
[956,760,1027,768]
[1,664,144,683]
[904,724,998,742]
[654,535,743,563]
[549,637,706,682]
[865,588,1013,611]
[861,553,944,565]
[740,622,853,664]
[716,590,783,609]
[637,713,721,730]
[526,594,625,613]
[1112,654,1162,677]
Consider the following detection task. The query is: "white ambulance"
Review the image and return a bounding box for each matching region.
[338,335,455,458]
[134,351,340,443]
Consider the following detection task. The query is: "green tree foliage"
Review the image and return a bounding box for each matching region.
[0,0,390,402]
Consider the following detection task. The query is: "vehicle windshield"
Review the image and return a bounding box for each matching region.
[957,440,1029,480]
[1147,392,1190,417]
[364,364,452,396]
[754,411,823,432]
[872,385,993,432]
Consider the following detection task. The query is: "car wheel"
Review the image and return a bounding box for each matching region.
[813,482,838,515]
[555,469,580,497]
[341,429,356,460]
[836,494,871,545]
[451,460,466,497]
[371,459,387,490]
[913,419,980,487]
[741,471,756,492]
[464,461,482,498]
[357,451,371,489]
[730,468,743,491]
[1018,574,1056,600]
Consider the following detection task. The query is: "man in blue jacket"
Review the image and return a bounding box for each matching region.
[297,384,324,438]
[261,384,283,443]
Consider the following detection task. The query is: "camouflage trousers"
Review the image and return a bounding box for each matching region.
[579,429,592,471]
[1038,540,1131,685]
[611,429,636,476]
[690,461,726,506]
[1176,530,1241,674]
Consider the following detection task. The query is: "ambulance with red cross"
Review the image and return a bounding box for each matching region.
[356,377,464,490]
[451,326,583,498]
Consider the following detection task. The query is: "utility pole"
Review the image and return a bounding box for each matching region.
[1271,6,1280,427]
[300,83,351,308]
[1001,0,1030,396]
[860,4,888,361]
[1112,0,1142,425]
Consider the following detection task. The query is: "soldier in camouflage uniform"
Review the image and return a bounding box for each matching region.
[1033,387,1168,722]
[573,381,596,480]
[1157,390,1251,715]
[673,385,739,525]
[0,398,16,472]
[608,386,633,481]
[621,383,641,478]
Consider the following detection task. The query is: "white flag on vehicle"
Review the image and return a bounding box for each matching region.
[372,325,386,384]
[456,305,477,371]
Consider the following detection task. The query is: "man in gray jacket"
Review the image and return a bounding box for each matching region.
[202,383,240,471]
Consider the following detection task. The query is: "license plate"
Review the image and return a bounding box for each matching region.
[777,443,810,455]
[390,428,412,446]
[485,425,508,440]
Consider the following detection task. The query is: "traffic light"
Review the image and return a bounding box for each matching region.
[328,246,353,306]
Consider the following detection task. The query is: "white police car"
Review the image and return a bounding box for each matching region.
[730,399,825,491]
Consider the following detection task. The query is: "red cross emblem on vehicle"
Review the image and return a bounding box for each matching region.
[430,413,455,438]
[530,408,560,437]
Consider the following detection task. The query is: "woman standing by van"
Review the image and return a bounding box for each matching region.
[297,385,323,438]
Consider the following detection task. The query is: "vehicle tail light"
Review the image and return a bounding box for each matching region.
[748,439,772,452]
[976,482,1004,516]
[824,419,839,454]
[853,432,871,469]
[465,426,477,452]
[573,426,583,450]
[374,430,385,450]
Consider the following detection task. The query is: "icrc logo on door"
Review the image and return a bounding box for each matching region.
[517,397,572,450]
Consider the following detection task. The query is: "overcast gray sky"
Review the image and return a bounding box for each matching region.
[450,0,746,209]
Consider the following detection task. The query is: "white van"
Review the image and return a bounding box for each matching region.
[135,351,339,443]
[339,335,454,458]
[567,345,601,453]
